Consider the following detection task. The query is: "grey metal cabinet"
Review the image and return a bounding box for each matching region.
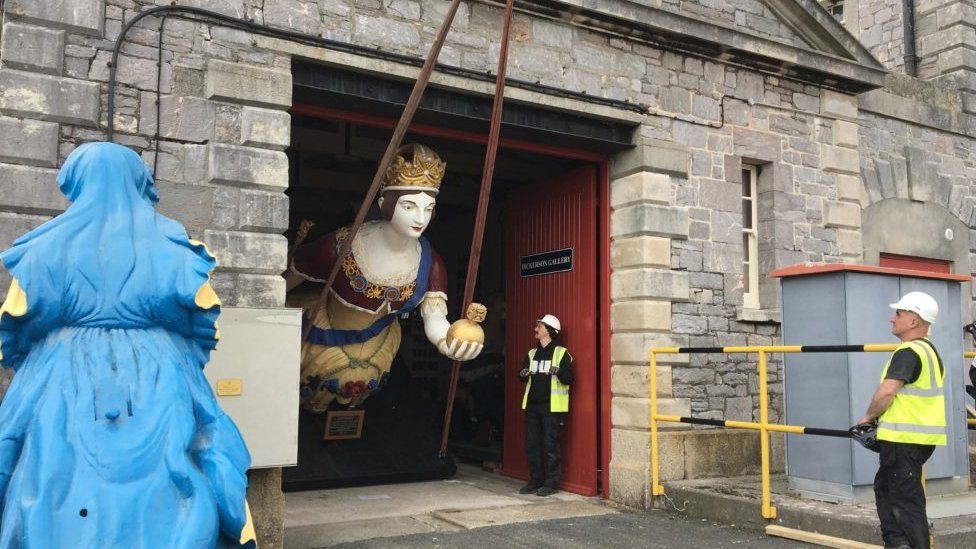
[204,307,301,469]
[773,265,970,502]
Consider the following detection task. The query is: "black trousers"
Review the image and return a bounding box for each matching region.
[524,403,566,488]
[874,440,935,549]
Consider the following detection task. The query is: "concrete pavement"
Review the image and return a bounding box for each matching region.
[661,474,976,549]
[284,465,618,548]
[283,464,812,548]
[284,462,975,548]
[330,510,814,548]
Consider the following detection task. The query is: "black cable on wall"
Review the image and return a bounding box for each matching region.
[106,4,649,143]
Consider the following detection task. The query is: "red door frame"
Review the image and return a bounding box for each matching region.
[291,102,613,497]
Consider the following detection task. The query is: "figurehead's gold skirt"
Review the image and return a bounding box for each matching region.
[289,289,401,412]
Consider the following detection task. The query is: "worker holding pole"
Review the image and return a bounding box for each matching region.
[856,291,945,549]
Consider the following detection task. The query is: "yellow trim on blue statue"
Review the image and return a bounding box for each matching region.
[240,502,257,546]
[0,277,28,361]
[0,277,27,318]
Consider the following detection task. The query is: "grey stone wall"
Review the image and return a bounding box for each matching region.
[612,54,866,427]
[659,0,802,47]
[857,74,976,311]
[851,0,976,115]
[854,0,906,72]
[915,0,976,113]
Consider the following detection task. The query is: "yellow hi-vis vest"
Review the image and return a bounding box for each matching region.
[522,346,571,412]
[877,339,946,446]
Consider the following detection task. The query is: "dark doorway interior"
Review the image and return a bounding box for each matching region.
[281,112,590,490]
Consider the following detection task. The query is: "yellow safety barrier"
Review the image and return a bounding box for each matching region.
[650,344,900,520]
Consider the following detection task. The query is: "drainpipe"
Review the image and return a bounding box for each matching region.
[903,0,918,76]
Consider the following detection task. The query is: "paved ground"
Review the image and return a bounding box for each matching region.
[662,474,976,548]
[329,510,814,548]
[285,465,619,548]
[284,465,816,548]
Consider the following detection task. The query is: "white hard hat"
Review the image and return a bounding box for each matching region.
[537,314,561,333]
[890,291,939,324]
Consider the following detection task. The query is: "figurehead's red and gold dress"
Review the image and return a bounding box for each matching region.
[290,221,447,412]
[290,143,450,412]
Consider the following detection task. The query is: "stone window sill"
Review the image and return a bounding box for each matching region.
[737,307,781,323]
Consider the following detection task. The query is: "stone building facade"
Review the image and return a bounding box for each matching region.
[1,0,975,545]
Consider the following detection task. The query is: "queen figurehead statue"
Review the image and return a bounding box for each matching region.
[288,143,483,412]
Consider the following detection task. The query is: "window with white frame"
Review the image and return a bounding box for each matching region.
[742,165,760,309]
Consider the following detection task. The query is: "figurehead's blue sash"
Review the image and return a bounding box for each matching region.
[305,235,432,346]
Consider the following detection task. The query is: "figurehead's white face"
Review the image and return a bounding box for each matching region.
[385,192,436,239]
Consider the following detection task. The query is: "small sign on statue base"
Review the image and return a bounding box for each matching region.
[323,410,365,440]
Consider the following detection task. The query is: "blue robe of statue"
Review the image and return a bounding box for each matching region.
[0,142,255,547]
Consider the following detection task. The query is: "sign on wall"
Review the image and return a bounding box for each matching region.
[519,248,574,277]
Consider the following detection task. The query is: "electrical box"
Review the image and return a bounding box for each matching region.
[204,307,301,469]
[772,264,971,502]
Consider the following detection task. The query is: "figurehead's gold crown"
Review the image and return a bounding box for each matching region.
[382,143,445,195]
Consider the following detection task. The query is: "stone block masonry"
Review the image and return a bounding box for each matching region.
[207,144,289,191]
[0,163,66,215]
[205,60,292,110]
[0,69,100,126]
[0,117,59,167]
[0,23,65,75]
[2,0,105,36]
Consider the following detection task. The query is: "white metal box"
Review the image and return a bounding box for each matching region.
[204,307,301,469]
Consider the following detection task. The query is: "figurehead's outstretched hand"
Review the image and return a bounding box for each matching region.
[438,338,483,361]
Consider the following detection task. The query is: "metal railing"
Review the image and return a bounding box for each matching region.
[649,344,900,519]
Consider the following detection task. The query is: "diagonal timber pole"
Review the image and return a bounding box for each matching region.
[439,0,516,457]
[301,0,463,345]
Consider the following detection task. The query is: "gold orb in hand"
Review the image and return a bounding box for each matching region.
[446,303,487,347]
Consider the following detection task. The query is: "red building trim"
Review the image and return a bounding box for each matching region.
[769,262,971,282]
[291,103,608,162]
[878,253,952,274]
[598,161,611,498]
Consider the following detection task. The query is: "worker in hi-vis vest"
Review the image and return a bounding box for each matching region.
[517,314,573,497]
[857,291,945,549]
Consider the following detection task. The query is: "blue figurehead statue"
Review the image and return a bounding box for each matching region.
[0,142,255,547]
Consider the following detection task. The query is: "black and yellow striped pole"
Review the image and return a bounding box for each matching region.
[650,344,900,520]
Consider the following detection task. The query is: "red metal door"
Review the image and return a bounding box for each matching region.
[501,165,599,496]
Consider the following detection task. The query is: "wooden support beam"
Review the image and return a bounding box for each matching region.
[764,525,882,549]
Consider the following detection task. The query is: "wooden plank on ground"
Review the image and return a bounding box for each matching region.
[433,500,615,529]
[765,525,883,549]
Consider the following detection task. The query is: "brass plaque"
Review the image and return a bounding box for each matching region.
[323,410,365,440]
[216,378,243,396]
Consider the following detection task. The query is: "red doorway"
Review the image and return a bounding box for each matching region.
[289,102,611,497]
[501,166,600,496]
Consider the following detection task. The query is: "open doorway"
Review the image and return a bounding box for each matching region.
[281,103,607,495]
